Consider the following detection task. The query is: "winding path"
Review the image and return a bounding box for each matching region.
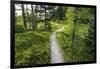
[50,27,64,63]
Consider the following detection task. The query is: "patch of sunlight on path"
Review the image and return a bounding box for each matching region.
[56,26,65,32]
[50,26,64,63]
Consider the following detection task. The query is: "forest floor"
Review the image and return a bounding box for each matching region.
[50,26,64,63]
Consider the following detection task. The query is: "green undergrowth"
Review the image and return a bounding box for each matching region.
[15,31,51,66]
[56,23,94,62]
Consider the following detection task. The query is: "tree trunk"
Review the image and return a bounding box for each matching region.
[22,4,27,28]
[31,4,35,30]
[71,7,78,61]
[44,8,47,30]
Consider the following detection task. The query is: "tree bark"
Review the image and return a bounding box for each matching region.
[22,4,27,28]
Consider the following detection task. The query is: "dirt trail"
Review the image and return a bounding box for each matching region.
[50,27,64,63]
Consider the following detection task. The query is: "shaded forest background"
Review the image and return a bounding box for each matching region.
[15,4,96,66]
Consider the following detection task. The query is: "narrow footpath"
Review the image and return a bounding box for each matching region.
[50,27,64,63]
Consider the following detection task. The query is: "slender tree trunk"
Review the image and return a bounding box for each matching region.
[44,8,47,30]
[26,5,31,29]
[59,6,63,20]
[71,8,78,61]
[31,4,34,14]
[22,4,27,28]
[34,5,38,29]
[31,4,35,30]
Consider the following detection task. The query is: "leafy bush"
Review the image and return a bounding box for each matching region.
[56,23,94,62]
[15,31,50,66]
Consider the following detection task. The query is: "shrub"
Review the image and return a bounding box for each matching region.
[15,31,50,66]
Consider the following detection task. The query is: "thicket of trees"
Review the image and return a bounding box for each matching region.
[16,4,57,31]
[57,7,95,62]
[73,7,95,61]
[15,4,96,66]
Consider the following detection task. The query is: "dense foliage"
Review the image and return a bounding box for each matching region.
[15,31,50,66]
[15,4,96,66]
[56,7,95,62]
